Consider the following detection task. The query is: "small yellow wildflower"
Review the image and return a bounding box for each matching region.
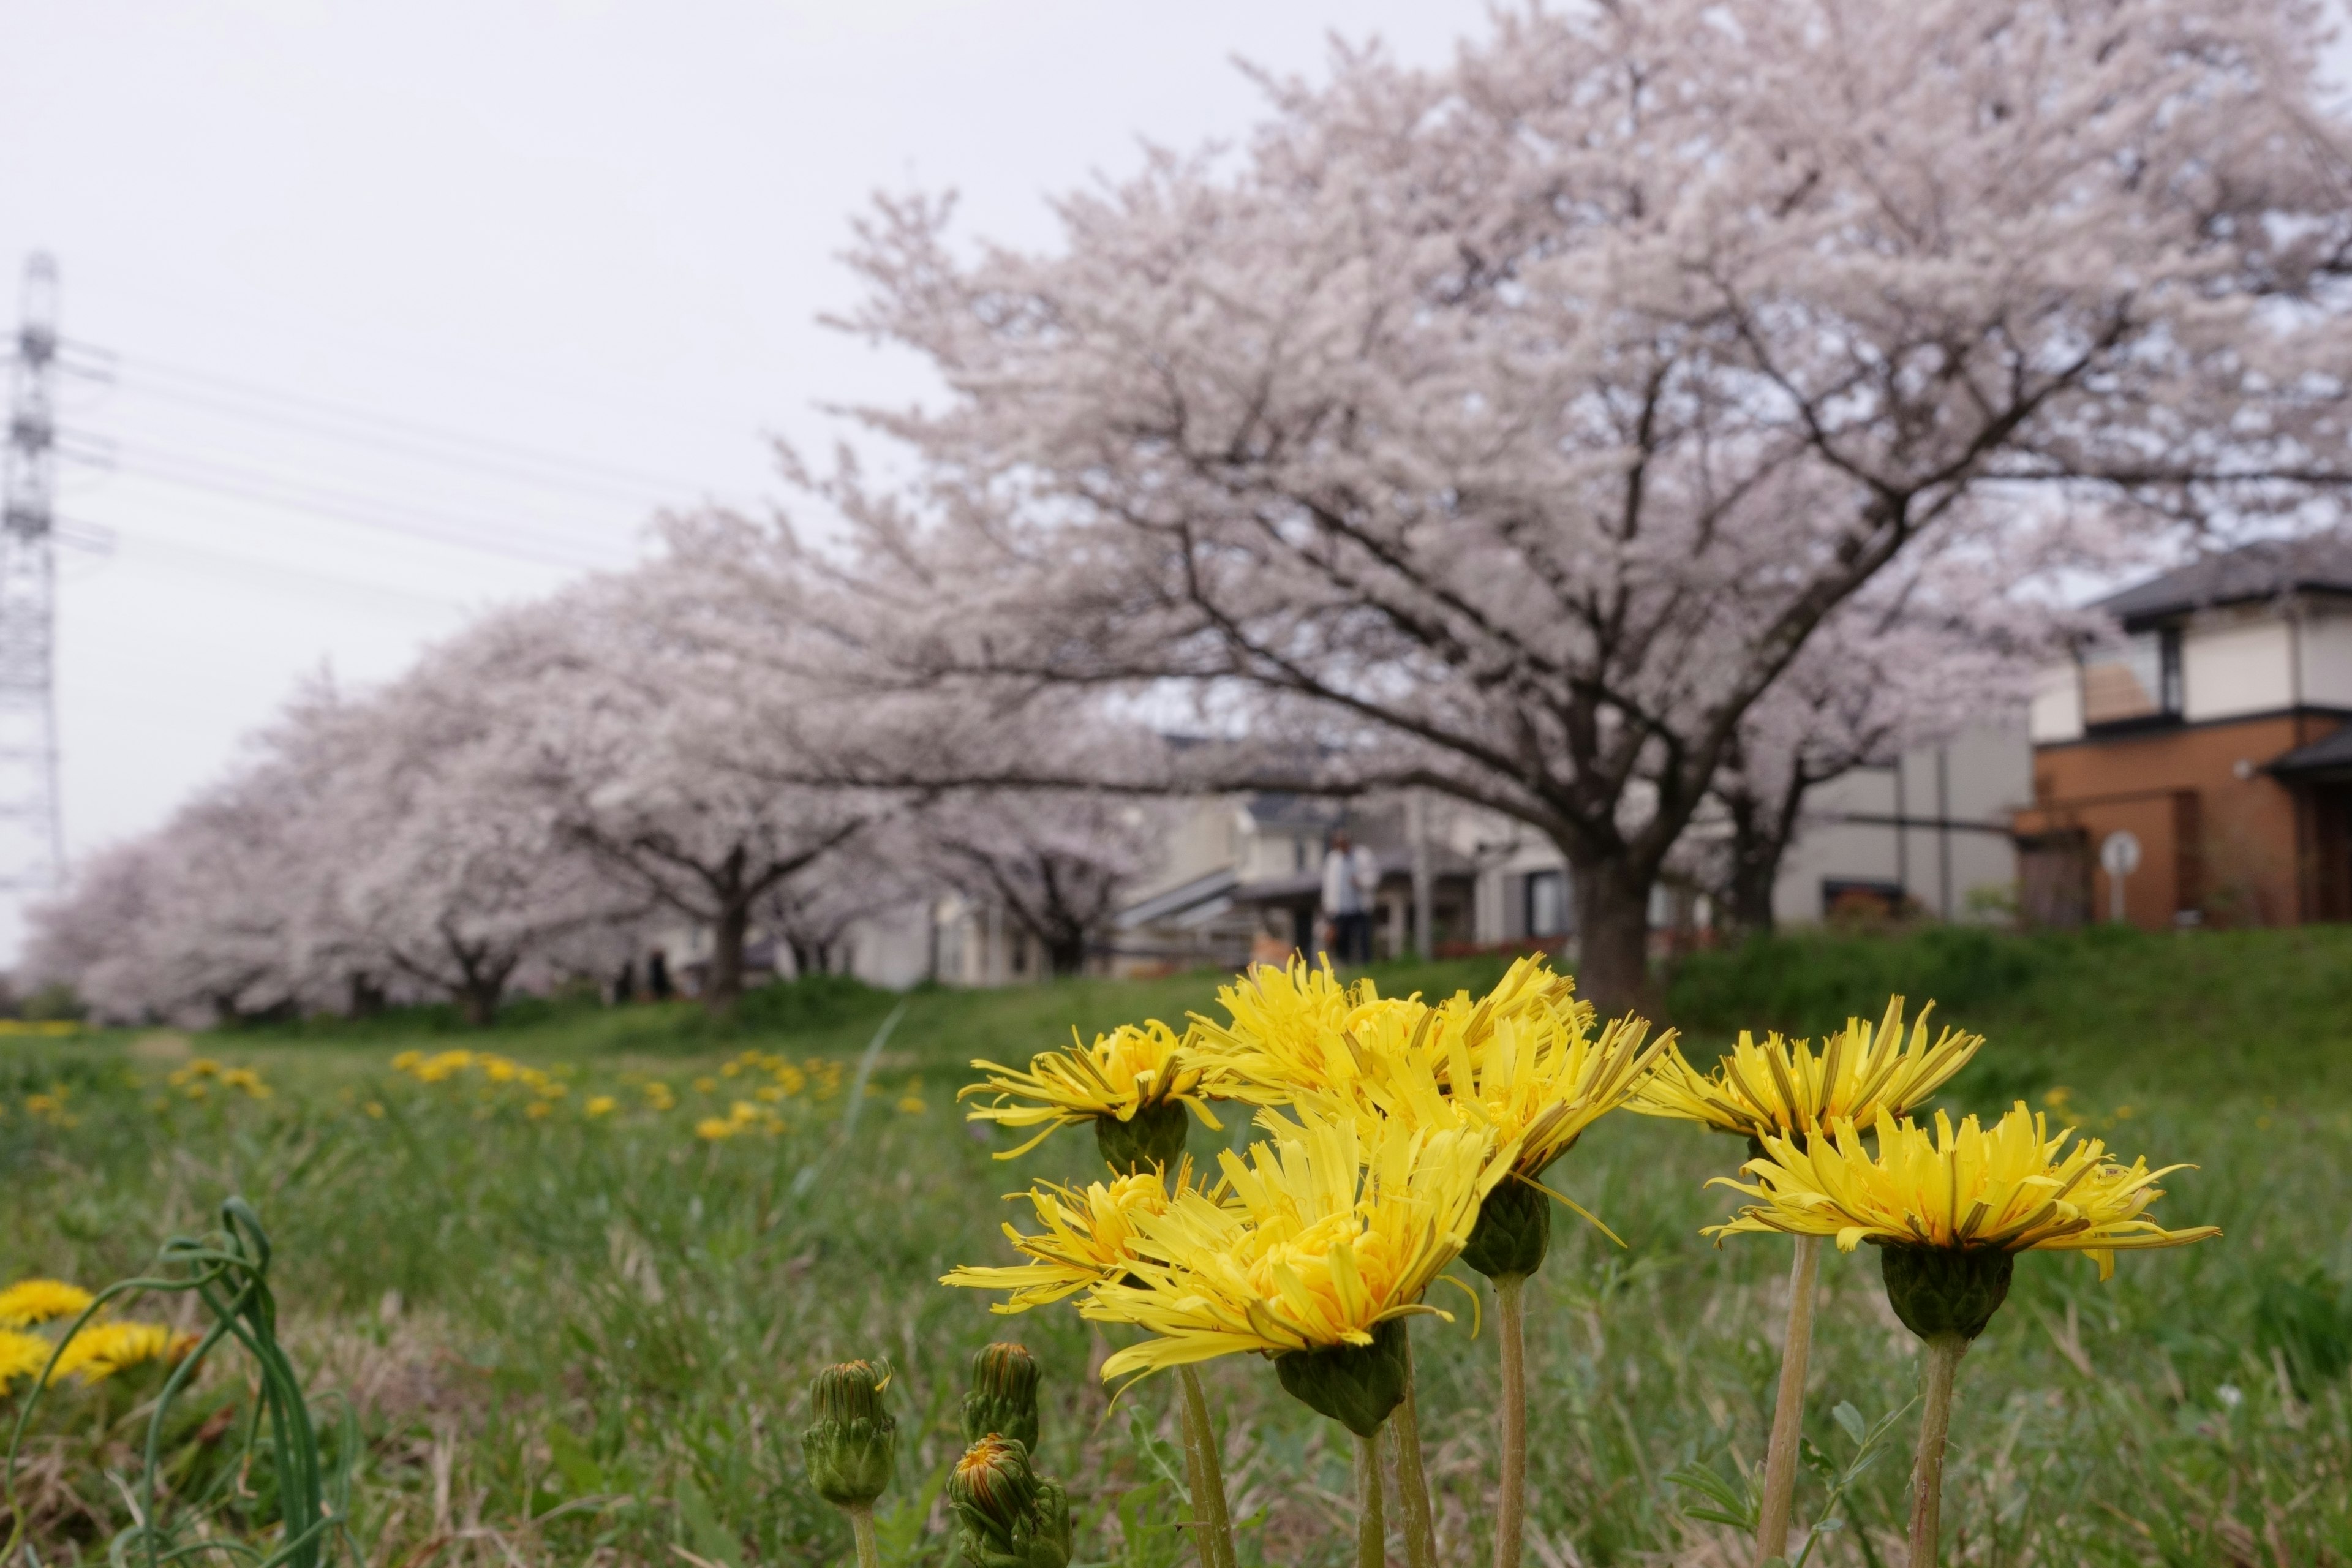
[364,1102,385,1119]
[1632,997,1979,1146]
[0,1278,93,1329]
[643,1080,677,1110]
[0,1329,55,1394]
[696,1117,737,1141]
[944,1162,1202,1313]
[1705,1104,2220,1279]
[962,1019,1223,1160]
[584,1095,618,1117]
[50,1321,198,1382]
[1082,1102,1507,1381]
[693,1076,719,1095]
[525,1101,553,1120]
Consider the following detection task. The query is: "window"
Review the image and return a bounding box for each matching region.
[2080,629,2181,728]
[1523,869,1569,937]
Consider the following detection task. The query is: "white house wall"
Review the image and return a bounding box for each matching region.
[2029,662,2084,743]
[2182,613,2295,722]
[2299,609,2352,708]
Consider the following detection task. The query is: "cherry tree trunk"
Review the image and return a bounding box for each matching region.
[1726,848,1781,941]
[706,900,750,1017]
[1571,859,1656,1017]
[1044,931,1088,978]
[458,977,503,1028]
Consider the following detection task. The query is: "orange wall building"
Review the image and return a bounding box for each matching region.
[2013,541,2352,929]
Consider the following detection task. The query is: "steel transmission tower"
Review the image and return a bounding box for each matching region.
[0,254,66,894]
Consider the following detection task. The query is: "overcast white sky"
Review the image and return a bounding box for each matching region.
[0,0,1493,951]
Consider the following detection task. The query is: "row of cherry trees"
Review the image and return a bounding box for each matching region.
[28,536,1168,1025]
[31,0,2352,1020]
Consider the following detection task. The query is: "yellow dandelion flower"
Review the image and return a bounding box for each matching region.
[1185,956,1426,1104]
[961,1019,1223,1161]
[1334,995,1668,1182]
[218,1067,272,1099]
[695,1117,738,1141]
[49,1321,198,1383]
[584,1095,618,1117]
[0,1328,55,1393]
[1631,997,1980,1147]
[0,1278,93,1329]
[1705,1104,2220,1280]
[1081,1102,1506,1382]
[693,1076,718,1095]
[364,1101,385,1119]
[524,1101,553,1120]
[944,1161,1205,1313]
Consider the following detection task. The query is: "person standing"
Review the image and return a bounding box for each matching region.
[1319,829,1380,965]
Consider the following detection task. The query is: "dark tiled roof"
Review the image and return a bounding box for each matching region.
[2097,537,2352,625]
[2269,723,2352,778]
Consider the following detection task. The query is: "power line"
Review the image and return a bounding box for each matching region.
[111,372,691,508]
[105,441,628,571]
[108,351,710,497]
[55,514,469,617]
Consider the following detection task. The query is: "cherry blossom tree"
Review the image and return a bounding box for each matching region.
[1702,519,2112,936]
[911,789,1167,976]
[808,0,2352,1006]
[477,568,892,1017]
[315,634,647,1025]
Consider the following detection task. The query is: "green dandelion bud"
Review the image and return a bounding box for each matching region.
[1460,1175,1551,1282]
[962,1341,1042,1452]
[1093,1101,1189,1177]
[802,1359,897,1510]
[1878,1243,2015,1343]
[1273,1316,1412,1438]
[949,1434,1071,1568]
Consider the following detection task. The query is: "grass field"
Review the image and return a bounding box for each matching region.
[3,925,2350,1566]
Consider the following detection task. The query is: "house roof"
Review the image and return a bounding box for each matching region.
[2268,723,2352,780]
[2097,537,2352,626]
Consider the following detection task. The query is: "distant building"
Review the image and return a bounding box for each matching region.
[2014,539,2352,927]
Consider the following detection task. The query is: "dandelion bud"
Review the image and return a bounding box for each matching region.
[1878,1244,2015,1343]
[802,1359,896,1509]
[1273,1317,1412,1438]
[949,1434,1072,1568]
[1093,1101,1189,1177]
[1460,1177,1550,1282]
[962,1341,1042,1451]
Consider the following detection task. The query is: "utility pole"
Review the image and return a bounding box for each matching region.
[0,254,67,895]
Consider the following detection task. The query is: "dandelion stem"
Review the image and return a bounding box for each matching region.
[1755,1232,1822,1566]
[1494,1273,1528,1568]
[1907,1333,1968,1568]
[848,1504,881,1568]
[1355,1426,1388,1568]
[1390,1333,1438,1568]
[1177,1365,1237,1568]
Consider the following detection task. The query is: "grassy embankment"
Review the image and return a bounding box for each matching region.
[2,924,2349,1566]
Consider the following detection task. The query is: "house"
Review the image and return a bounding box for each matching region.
[2012,539,2352,927]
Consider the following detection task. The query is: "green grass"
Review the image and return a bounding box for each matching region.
[2,930,2349,1566]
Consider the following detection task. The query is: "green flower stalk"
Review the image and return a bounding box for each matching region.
[949,1434,1072,1568]
[963,1341,1042,1452]
[1275,1319,1412,1568]
[1636,1002,1984,1567]
[802,1359,897,1568]
[1705,1106,2218,1568]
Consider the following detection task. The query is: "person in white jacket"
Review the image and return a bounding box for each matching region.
[1319,829,1381,965]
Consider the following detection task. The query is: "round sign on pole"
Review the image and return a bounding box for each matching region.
[2099,830,2141,922]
